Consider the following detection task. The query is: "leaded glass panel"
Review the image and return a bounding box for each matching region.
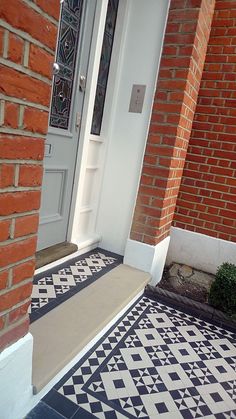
[49,0,83,130]
[91,0,119,136]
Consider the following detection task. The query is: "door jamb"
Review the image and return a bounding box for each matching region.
[66,0,109,245]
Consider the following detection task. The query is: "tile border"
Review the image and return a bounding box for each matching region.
[145,285,236,334]
[30,248,123,323]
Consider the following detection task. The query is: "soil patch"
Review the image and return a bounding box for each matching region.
[159,263,215,304]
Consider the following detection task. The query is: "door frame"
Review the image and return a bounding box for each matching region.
[66,0,128,249]
[66,0,108,247]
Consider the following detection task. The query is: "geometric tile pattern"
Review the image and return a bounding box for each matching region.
[29,248,122,323]
[36,295,236,419]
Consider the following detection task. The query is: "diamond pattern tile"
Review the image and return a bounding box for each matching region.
[29,248,122,322]
[27,295,236,418]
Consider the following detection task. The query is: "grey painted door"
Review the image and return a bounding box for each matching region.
[37,0,96,251]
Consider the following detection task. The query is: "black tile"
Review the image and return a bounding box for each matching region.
[210,392,223,403]
[43,389,78,418]
[90,401,103,413]
[26,401,65,419]
[155,402,168,414]
[54,368,78,390]
[71,407,96,418]
[104,410,117,419]
[114,379,125,389]
[169,372,180,381]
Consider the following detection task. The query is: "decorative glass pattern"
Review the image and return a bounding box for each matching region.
[91,0,119,135]
[50,0,83,130]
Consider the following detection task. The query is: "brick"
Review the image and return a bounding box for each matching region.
[0,0,58,50]
[0,191,41,216]
[8,32,24,64]
[0,318,29,351]
[14,214,39,238]
[0,219,11,242]
[34,0,60,20]
[0,164,15,188]
[19,164,43,187]
[29,44,54,79]
[0,315,5,330]
[8,301,31,324]
[0,65,51,107]
[12,259,35,285]
[0,236,37,269]
[174,2,236,242]
[0,282,32,311]
[24,107,49,135]
[0,271,8,291]
[4,102,18,129]
[0,135,44,160]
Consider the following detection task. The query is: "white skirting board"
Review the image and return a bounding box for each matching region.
[0,333,33,419]
[124,236,170,285]
[166,227,236,274]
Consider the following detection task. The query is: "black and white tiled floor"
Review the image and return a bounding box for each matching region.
[29,248,123,322]
[27,295,236,418]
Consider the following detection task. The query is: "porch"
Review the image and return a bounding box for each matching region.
[1,0,236,417]
[25,250,236,418]
[30,248,150,392]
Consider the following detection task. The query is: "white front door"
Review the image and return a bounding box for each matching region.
[37,0,96,251]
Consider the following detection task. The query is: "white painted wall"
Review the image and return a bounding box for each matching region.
[0,333,33,419]
[167,227,236,274]
[95,0,170,255]
[124,237,170,285]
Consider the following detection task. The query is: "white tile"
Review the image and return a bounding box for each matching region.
[120,347,154,370]
[205,358,236,382]
[31,284,56,299]
[157,364,193,390]
[52,274,76,286]
[147,312,174,329]
[197,383,236,414]
[141,392,181,418]
[135,327,165,347]
[169,342,201,363]
[209,338,236,358]
[100,370,139,400]
[177,325,205,342]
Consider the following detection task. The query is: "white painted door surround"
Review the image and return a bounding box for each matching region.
[38,0,171,273]
[70,0,170,259]
[96,0,170,259]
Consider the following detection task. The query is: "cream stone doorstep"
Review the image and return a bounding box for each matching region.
[30,264,150,392]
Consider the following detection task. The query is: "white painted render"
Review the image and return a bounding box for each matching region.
[93,0,170,255]
[0,333,33,419]
[166,227,236,274]
[124,236,170,285]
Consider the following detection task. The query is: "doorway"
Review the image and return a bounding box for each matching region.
[37,0,97,251]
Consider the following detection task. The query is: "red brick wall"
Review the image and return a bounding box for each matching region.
[131,0,215,246]
[174,0,236,243]
[0,0,59,351]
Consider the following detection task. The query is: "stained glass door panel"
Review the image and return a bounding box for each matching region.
[91,0,119,135]
[49,0,83,130]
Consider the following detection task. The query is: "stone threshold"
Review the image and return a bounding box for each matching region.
[36,242,78,269]
[30,264,150,393]
[145,284,236,333]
